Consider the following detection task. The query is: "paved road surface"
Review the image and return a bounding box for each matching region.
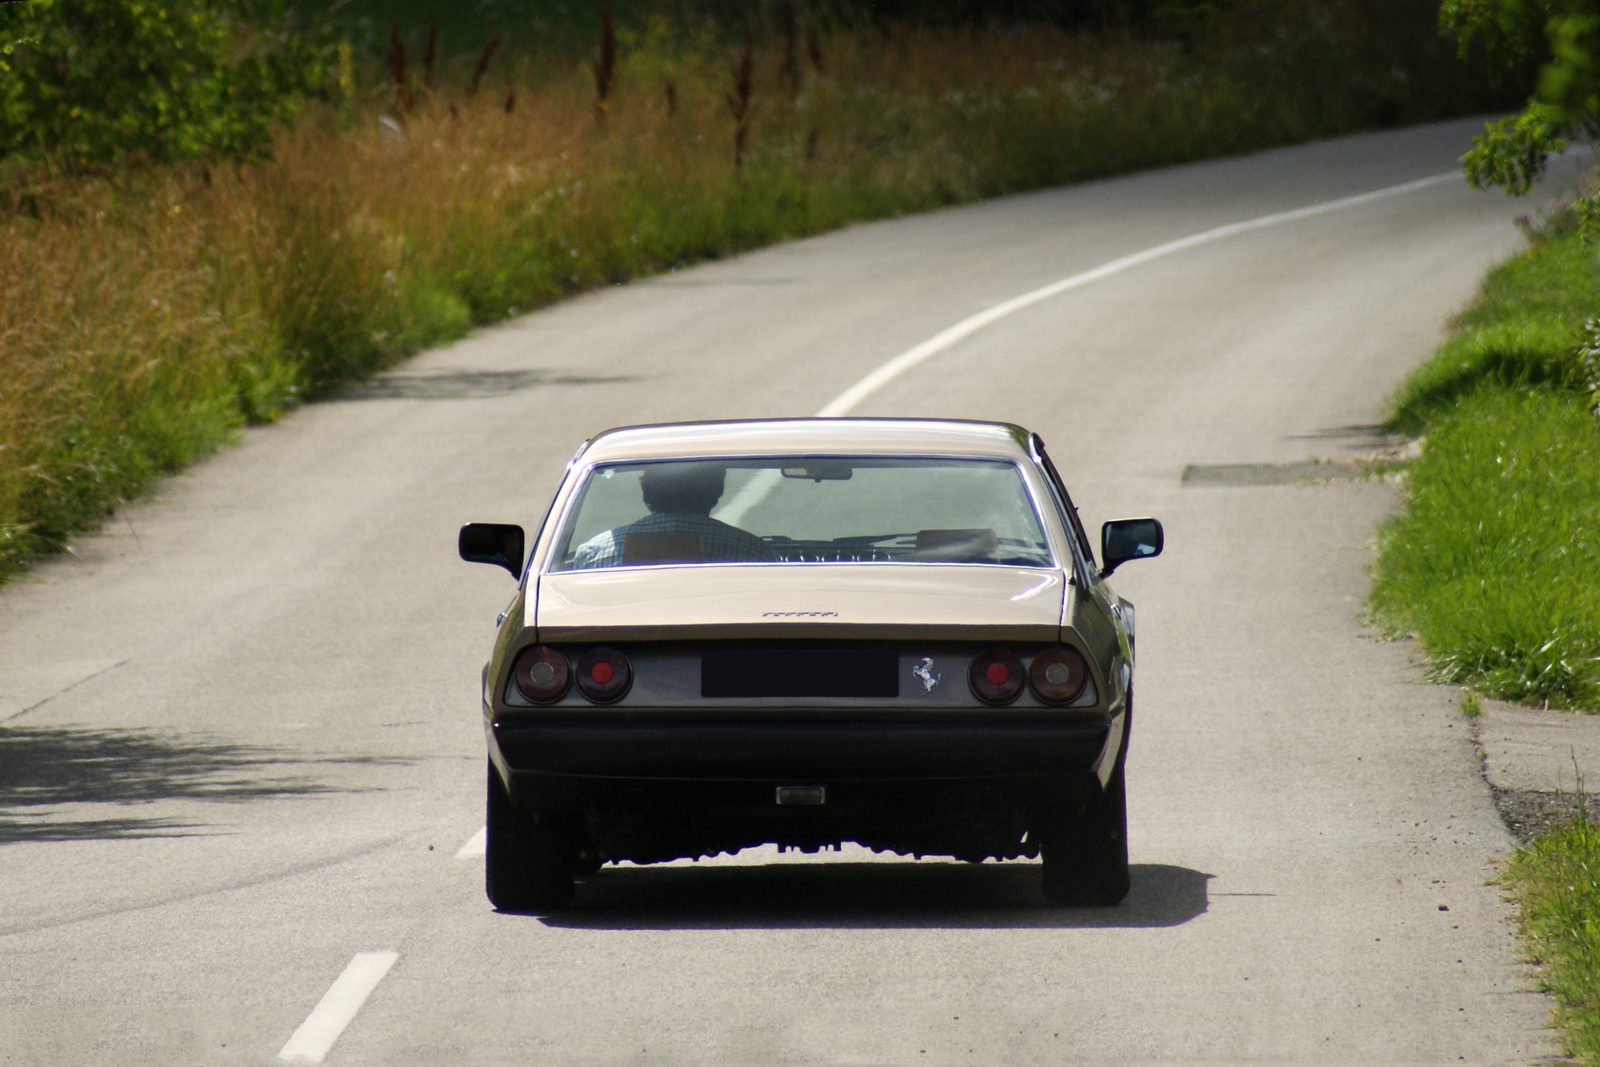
[0,119,1574,1065]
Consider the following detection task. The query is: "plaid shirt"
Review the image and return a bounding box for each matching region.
[567,513,777,570]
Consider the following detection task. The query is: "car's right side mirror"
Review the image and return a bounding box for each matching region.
[459,523,526,579]
[1101,518,1163,578]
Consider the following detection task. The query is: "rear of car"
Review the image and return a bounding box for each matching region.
[461,419,1159,910]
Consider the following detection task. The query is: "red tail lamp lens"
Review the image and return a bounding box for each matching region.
[576,647,631,703]
[969,649,1025,704]
[1029,646,1088,704]
[513,646,569,703]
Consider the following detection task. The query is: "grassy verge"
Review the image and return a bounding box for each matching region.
[1503,807,1600,1065]
[0,1,1507,582]
[1371,226,1600,711]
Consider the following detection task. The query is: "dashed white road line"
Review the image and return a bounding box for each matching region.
[455,826,487,859]
[277,951,399,1063]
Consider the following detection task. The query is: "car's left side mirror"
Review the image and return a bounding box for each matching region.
[459,523,525,579]
[1101,518,1163,578]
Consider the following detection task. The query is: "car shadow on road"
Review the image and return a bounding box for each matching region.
[0,725,405,844]
[534,861,1209,930]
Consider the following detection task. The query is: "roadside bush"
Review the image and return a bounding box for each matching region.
[0,0,333,166]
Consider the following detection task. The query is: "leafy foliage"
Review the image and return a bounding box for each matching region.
[0,0,334,166]
[1441,0,1600,193]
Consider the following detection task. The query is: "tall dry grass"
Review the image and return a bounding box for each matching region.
[0,7,1507,578]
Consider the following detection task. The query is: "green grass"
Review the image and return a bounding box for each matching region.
[1503,809,1600,1065]
[1372,387,1600,708]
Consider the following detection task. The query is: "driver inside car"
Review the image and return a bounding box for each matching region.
[567,462,777,568]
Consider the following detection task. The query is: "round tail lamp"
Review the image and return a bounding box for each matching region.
[969,648,1025,704]
[1029,646,1088,704]
[513,645,570,703]
[576,646,632,703]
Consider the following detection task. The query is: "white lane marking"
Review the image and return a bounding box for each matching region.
[277,951,399,1063]
[815,171,1460,418]
[455,826,487,859]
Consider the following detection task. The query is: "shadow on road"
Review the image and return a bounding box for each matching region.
[1288,422,1405,452]
[328,369,635,401]
[0,725,405,844]
[535,861,1209,930]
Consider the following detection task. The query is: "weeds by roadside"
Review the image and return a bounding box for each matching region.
[1503,786,1600,1066]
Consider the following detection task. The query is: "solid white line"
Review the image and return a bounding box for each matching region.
[455,826,487,859]
[277,951,399,1063]
[814,171,1461,418]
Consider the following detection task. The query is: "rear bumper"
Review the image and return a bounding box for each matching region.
[489,715,1115,797]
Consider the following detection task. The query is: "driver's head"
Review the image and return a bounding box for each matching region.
[640,463,726,516]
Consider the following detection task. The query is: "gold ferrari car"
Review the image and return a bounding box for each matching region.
[460,418,1161,910]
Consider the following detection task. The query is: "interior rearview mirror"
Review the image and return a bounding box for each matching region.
[459,523,525,579]
[1101,518,1163,578]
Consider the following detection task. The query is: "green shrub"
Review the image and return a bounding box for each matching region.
[0,0,333,166]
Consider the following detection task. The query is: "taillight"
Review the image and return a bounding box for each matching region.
[1029,646,1088,704]
[575,646,632,703]
[969,648,1025,704]
[513,646,570,703]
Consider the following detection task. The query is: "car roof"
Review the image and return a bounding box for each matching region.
[576,418,1035,465]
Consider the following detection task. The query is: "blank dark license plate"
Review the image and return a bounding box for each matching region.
[701,649,899,698]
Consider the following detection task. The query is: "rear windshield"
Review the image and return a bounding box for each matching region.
[547,457,1054,571]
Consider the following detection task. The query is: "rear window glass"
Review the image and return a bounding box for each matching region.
[547,457,1054,571]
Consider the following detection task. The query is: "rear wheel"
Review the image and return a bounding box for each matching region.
[1039,702,1131,907]
[1038,759,1129,905]
[485,761,579,911]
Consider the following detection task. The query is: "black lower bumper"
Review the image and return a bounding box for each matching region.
[489,716,1112,782]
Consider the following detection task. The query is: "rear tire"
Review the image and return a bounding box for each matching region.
[1039,702,1131,906]
[1038,759,1130,906]
[486,761,579,911]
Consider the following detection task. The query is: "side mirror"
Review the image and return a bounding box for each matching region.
[459,523,525,579]
[1101,518,1163,578]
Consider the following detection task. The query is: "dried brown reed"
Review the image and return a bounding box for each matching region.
[595,6,617,127]
[386,25,412,113]
[423,23,440,94]
[467,34,504,97]
[778,3,801,96]
[728,31,754,171]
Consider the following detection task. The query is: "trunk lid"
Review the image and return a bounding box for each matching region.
[535,564,1066,642]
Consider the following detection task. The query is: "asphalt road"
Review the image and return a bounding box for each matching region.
[0,118,1576,1065]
